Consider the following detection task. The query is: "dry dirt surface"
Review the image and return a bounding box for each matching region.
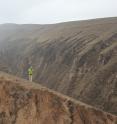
[0,72,117,124]
[0,17,117,115]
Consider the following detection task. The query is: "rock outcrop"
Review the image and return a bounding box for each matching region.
[0,72,117,124]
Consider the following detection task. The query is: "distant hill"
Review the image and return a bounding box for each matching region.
[0,17,117,115]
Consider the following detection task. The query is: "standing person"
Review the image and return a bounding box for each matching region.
[28,66,33,82]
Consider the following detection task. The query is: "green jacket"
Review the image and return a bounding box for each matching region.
[28,67,33,75]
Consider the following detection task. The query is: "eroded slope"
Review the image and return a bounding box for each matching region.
[0,17,117,115]
[0,72,117,124]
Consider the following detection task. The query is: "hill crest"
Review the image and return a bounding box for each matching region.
[0,72,117,124]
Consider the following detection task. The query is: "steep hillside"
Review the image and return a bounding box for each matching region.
[0,72,117,124]
[0,17,117,115]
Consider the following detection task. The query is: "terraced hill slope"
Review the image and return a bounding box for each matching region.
[0,72,117,124]
[0,17,117,115]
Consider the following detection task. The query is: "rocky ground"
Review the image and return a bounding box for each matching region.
[0,72,117,124]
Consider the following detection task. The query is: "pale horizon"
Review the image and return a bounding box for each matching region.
[0,0,117,24]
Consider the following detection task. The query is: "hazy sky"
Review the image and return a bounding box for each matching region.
[0,0,117,24]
